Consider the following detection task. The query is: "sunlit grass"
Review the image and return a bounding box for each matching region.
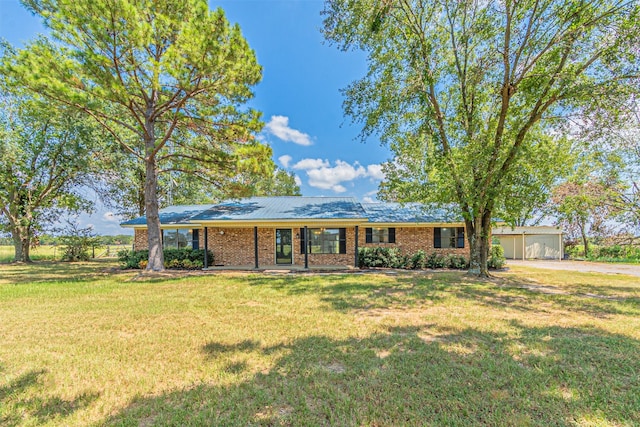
[0,262,638,426]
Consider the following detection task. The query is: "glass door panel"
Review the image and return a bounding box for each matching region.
[275,229,293,265]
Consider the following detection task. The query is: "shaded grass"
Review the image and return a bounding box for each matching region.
[0,262,639,426]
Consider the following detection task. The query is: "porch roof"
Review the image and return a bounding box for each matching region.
[361,203,463,224]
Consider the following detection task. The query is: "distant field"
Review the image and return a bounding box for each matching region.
[0,245,130,263]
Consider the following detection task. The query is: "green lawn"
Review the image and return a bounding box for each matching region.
[0,262,639,426]
[0,245,130,263]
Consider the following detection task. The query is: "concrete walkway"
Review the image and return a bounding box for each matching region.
[506,259,640,277]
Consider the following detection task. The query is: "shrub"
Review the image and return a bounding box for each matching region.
[358,247,408,268]
[410,250,427,269]
[426,252,446,269]
[446,254,469,269]
[118,249,213,269]
[488,245,506,269]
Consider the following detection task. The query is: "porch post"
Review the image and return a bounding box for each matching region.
[203,227,208,269]
[354,226,359,268]
[254,226,259,269]
[304,226,309,269]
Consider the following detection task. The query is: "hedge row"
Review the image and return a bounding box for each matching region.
[358,246,506,270]
[118,249,214,270]
[358,247,469,270]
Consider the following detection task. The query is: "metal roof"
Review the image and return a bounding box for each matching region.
[361,203,463,223]
[190,197,366,221]
[120,197,464,227]
[120,204,217,226]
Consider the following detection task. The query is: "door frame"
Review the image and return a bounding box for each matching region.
[275,228,293,265]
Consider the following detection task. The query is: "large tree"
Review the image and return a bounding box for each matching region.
[97,143,300,220]
[4,0,263,271]
[323,0,639,276]
[0,92,96,262]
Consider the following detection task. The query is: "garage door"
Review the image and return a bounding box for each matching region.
[526,235,560,259]
[496,236,523,259]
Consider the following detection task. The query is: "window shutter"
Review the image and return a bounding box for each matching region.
[457,227,465,248]
[365,228,372,243]
[434,228,441,248]
[300,228,306,254]
[339,228,347,254]
[192,229,199,250]
[388,228,396,243]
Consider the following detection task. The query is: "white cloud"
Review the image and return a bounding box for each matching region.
[102,211,118,222]
[292,158,330,170]
[278,154,292,168]
[294,159,384,193]
[265,115,313,146]
[294,175,302,186]
[362,196,375,203]
[366,164,385,180]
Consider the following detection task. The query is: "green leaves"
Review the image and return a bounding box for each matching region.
[323,0,639,274]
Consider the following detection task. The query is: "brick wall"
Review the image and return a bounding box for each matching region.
[134,229,148,251]
[202,226,356,267]
[358,226,469,257]
[135,225,468,267]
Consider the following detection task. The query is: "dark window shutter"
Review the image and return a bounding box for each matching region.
[339,228,346,254]
[192,229,199,250]
[365,228,372,243]
[388,228,396,243]
[457,227,465,248]
[434,228,441,248]
[300,228,306,254]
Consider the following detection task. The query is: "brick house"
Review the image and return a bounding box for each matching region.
[121,197,469,269]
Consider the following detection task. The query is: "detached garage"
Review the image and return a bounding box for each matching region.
[492,226,564,260]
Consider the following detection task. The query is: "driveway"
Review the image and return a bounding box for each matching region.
[506,259,640,277]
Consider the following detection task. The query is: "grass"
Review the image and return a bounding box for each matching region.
[0,245,129,263]
[0,262,639,426]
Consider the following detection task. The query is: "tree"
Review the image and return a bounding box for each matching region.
[0,92,97,262]
[4,0,263,271]
[550,176,622,257]
[97,144,300,220]
[323,0,639,276]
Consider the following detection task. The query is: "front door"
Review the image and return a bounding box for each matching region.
[275,229,293,265]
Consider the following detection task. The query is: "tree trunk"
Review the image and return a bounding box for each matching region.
[580,225,589,258]
[466,210,492,277]
[144,118,164,272]
[11,225,32,263]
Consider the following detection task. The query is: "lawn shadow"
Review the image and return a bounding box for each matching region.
[243,272,640,319]
[102,322,640,426]
[0,260,120,286]
[0,368,99,426]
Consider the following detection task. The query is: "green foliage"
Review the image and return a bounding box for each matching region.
[0,91,98,262]
[118,249,212,270]
[488,245,506,270]
[323,0,640,275]
[59,228,101,262]
[4,0,265,270]
[358,247,468,270]
[358,247,408,269]
[410,250,427,269]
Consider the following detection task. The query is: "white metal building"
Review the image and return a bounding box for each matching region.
[492,226,564,260]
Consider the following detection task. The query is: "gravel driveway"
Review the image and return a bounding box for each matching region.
[506,259,640,277]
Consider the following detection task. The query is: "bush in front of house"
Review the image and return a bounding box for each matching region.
[488,245,506,269]
[358,247,409,269]
[358,247,469,270]
[118,249,213,270]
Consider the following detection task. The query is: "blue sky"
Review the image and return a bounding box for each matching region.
[0,0,392,234]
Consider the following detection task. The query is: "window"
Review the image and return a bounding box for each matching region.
[434,227,465,249]
[365,227,396,243]
[300,228,346,254]
[162,229,198,250]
